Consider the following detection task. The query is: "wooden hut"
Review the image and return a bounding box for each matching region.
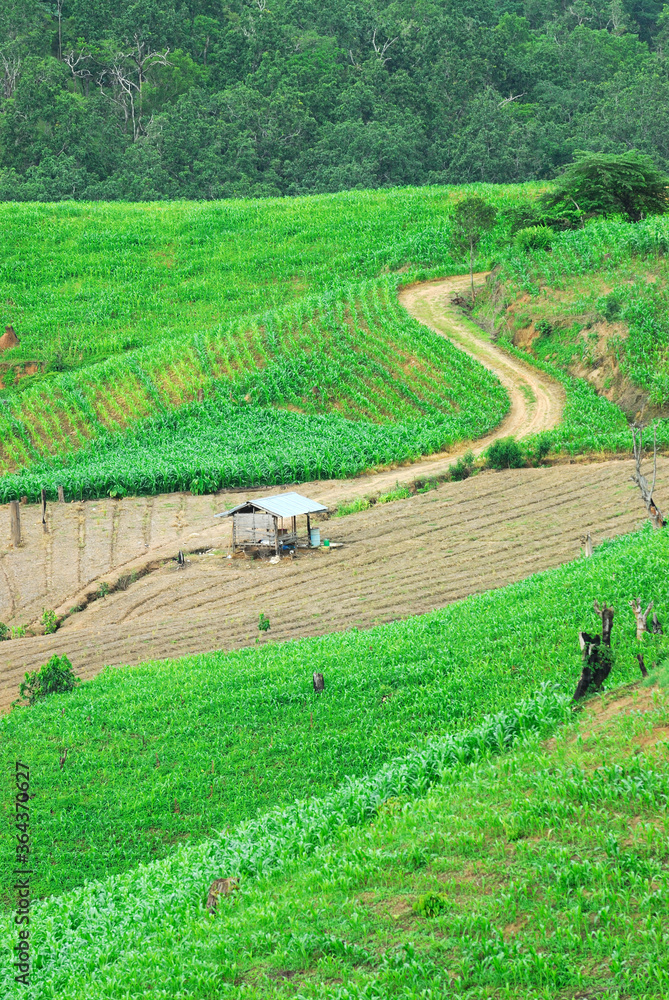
[216,491,327,555]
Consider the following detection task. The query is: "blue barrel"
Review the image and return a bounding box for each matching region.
[310,527,321,548]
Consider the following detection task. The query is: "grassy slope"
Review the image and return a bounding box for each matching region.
[1,526,667,907]
[474,216,669,453]
[156,681,669,999]
[0,183,538,476]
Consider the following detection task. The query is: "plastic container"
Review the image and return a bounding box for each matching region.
[310,527,321,548]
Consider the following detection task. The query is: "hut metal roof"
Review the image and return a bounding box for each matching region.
[216,491,327,519]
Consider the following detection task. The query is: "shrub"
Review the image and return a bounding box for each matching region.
[18,655,79,706]
[514,225,554,252]
[41,608,59,634]
[335,497,370,517]
[449,449,476,481]
[0,622,9,641]
[413,892,448,918]
[543,151,669,224]
[258,613,270,633]
[525,431,553,466]
[535,318,553,338]
[600,292,623,322]
[485,437,525,469]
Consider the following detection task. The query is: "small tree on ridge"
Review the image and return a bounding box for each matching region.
[451,196,497,302]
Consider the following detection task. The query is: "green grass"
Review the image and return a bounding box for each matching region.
[1,524,667,910]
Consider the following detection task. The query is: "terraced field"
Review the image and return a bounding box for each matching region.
[0,457,662,711]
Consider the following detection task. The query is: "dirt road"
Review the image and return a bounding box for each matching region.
[0,275,635,711]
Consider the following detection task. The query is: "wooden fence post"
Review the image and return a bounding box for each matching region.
[9,500,21,547]
[41,488,47,524]
[57,485,65,503]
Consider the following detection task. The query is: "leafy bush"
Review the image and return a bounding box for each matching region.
[335,496,371,517]
[514,225,554,252]
[485,437,526,469]
[600,292,623,322]
[544,151,669,224]
[377,483,412,504]
[18,655,79,706]
[413,892,448,918]
[258,613,270,633]
[449,449,476,481]
[535,318,554,338]
[525,431,553,466]
[0,622,9,641]
[40,608,58,634]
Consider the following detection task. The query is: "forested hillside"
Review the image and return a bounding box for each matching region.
[1,1,669,200]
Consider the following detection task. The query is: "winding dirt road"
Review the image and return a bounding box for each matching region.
[399,274,564,448]
[0,275,629,712]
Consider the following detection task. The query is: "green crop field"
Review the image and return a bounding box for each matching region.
[1,525,666,902]
[0,183,540,496]
[1,525,668,998]
[0,279,508,501]
[4,185,669,501]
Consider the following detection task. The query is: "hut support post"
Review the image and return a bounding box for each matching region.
[306,513,311,542]
[274,516,280,556]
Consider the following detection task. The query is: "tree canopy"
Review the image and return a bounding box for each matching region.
[2,3,669,200]
[544,150,669,222]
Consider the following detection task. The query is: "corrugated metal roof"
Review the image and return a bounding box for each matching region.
[216,491,328,519]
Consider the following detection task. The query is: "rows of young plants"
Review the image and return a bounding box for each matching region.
[2,522,668,996]
[0,279,508,500]
[0,183,538,371]
[0,688,572,999]
[1,525,666,906]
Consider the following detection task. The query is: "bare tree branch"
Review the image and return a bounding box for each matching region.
[631,424,665,528]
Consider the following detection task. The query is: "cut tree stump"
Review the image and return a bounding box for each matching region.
[652,612,663,635]
[57,485,65,503]
[206,877,238,914]
[573,630,613,701]
[313,672,325,692]
[593,600,614,646]
[629,597,653,641]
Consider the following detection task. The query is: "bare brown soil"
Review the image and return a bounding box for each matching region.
[0,275,653,711]
[0,460,663,711]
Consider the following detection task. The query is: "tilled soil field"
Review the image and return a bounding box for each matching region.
[0,459,661,711]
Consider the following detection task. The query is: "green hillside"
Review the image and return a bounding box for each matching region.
[473,216,669,452]
[1,525,666,905]
[1,525,667,996]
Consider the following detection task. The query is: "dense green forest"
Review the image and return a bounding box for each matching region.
[1,1,669,200]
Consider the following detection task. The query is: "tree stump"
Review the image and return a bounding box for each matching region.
[9,501,20,547]
[57,485,65,503]
[573,631,613,700]
[206,877,238,914]
[629,597,652,641]
[313,672,325,692]
[593,601,614,646]
[636,653,648,678]
[652,612,663,635]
